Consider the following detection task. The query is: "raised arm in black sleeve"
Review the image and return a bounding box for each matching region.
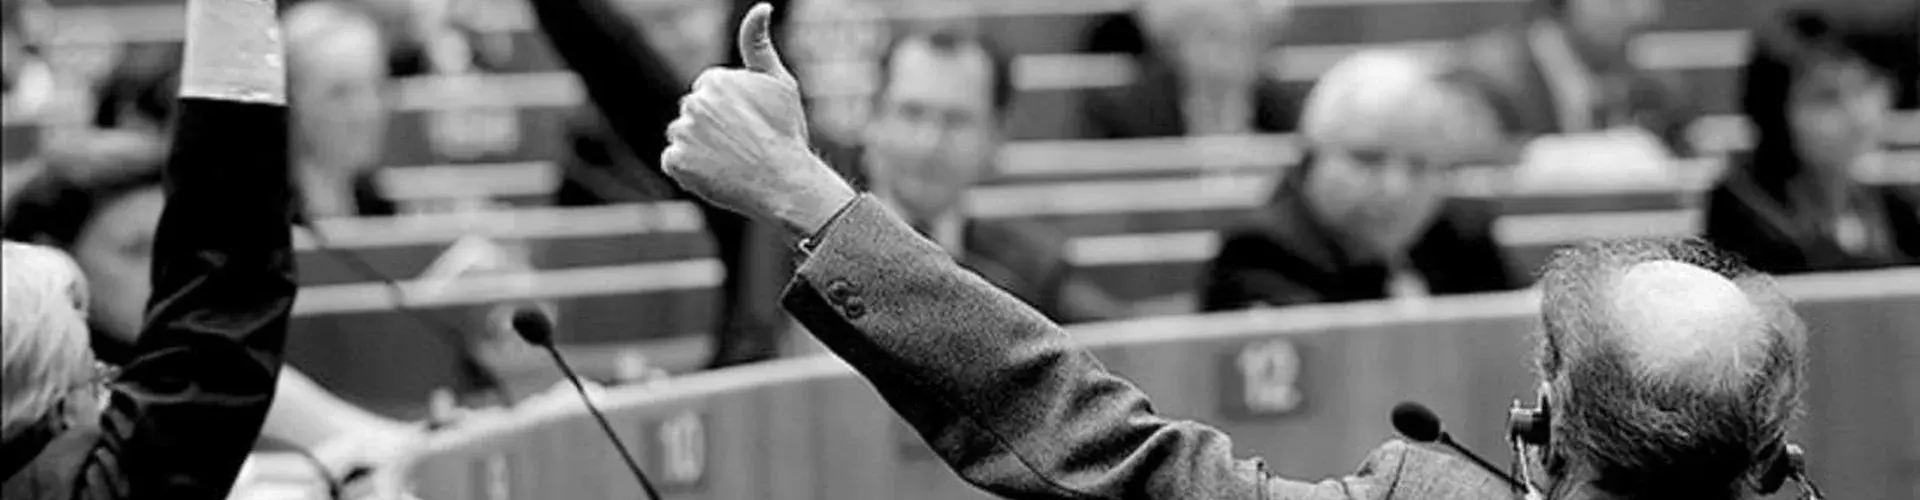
[81,0,296,496]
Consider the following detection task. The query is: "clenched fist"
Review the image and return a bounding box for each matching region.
[661,3,856,236]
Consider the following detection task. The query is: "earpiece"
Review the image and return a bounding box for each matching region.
[1506,394,1550,500]
[1758,443,1825,500]
[1507,394,1551,448]
[1507,392,1825,500]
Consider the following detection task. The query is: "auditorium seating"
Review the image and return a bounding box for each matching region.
[354,130,1920,306]
[37,0,1807,162]
[390,267,1920,500]
[287,202,721,416]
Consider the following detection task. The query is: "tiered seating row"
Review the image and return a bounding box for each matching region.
[396,268,1920,500]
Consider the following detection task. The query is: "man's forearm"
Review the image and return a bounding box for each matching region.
[145,0,293,342]
[780,197,1264,499]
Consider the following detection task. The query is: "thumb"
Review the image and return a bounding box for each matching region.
[737,3,793,82]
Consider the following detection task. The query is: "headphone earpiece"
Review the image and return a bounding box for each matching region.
[1507,394,1551,448]
[1506,394,1552,500]
[1749,440,1828,500]
[1756,440,1794,494]
[1504,394,1824,500]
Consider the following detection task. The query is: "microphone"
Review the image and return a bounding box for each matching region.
[511,308,664,500]
[1391,402,1529,493]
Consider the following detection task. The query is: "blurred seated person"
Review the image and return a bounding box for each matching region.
[1704,1,1920,274]
[859,26,1126,322]
[1,0,53,215]
[90,43,183,137]
[82,1,399,219]
[1,0,51,115]
[1452,0,1698,155]
[1202,50,1516,311]
[1080,0,1301,138]
[284,0,399,218]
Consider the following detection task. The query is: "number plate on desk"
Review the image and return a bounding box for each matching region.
[470,453,517,500]
[1220,338,1307,419]
[641,409,709,491]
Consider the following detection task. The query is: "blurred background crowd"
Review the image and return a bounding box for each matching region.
[0,0,1915,492]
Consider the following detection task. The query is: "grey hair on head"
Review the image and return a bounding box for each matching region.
[1535,237,1807,499]
[1,240,94,442]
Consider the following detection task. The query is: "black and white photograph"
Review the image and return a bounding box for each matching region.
[2,0,1915,498]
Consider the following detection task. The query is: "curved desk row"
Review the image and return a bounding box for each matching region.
[399,267,1920,500]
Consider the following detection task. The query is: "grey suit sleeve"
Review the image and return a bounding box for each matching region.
[781,195,1396,500]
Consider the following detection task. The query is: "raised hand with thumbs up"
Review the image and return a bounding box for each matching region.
[661,3,856,237]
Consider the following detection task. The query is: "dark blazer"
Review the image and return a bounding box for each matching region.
[1202,181,1515,311]
[1704,161,1920,274]
[1081,54,1303,139]
[1451,25,1699,155]
[961,217,1128,324]
[961,218,1073,318]
[1,99,297,499]
[781,196,1515,499]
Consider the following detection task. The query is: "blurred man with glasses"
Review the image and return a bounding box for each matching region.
[858,26,1126,323]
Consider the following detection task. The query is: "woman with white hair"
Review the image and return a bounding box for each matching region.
[1202,49,1518,310]
[1,0,299,496]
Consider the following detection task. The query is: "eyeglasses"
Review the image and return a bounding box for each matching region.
[63,360,119,411]
[86,360,120,387]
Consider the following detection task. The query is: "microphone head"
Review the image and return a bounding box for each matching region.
[511,307,556,347]
[1392,402,1444,443]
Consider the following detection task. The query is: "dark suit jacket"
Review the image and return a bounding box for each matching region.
[1,99,297,499]
[1704,163,1920,275]
[1451,25,1699,155]
[961,218,1073,319]
[1202,183,1515,311]
[961,217,1128,324]
[1081,55,1302,139]
[781,196,1514,499]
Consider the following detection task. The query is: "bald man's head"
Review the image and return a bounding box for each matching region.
[1608,260,1771,392]
[1536,239,1807,499]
